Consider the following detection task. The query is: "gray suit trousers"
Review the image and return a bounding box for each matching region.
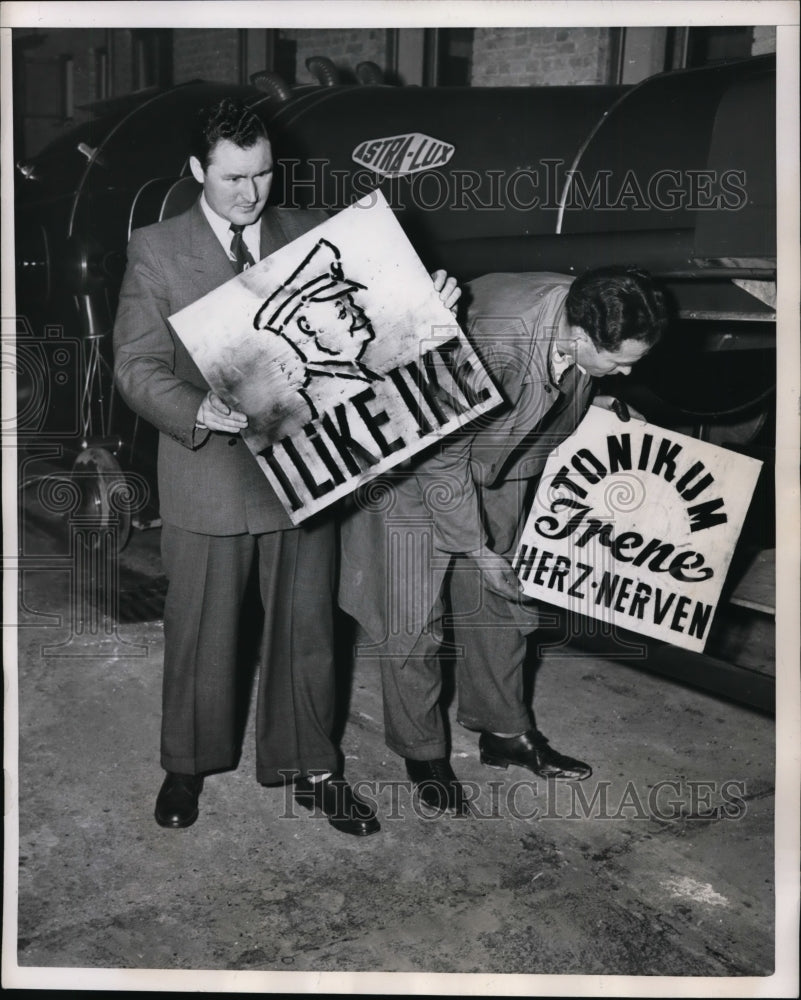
[378,476,542,759]
[160,520,339,783]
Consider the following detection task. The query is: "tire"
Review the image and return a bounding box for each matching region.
[71,447,132,552]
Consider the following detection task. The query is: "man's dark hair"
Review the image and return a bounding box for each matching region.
[565,266,668,352]
[190,98,269,169]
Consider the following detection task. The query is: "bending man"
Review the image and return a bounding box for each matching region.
[339,267,668,814]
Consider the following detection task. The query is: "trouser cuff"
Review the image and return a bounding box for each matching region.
[161,742,240,774]
[258,755,340,785]
[385,735,447,761]
[456,712,531,735]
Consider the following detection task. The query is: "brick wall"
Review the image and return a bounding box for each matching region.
[278,28,389,84]
[13,27,109,160]
[14,24,774,160]
[172,28,241,84]
[275,27,613,87]
[471,27,613,86]
[110,31,133,99]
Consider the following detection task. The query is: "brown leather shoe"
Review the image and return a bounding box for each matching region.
[479,729,592,780]
[155,772,203,828]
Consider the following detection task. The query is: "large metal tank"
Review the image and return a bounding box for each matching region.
[14,82,260,538]
[15,55,775,322]
[14,54,775,528]
[13,53,777,709]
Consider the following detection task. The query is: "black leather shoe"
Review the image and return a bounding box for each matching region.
[154,772,203,828]
[479,729,592,780]
[294,775,380,837]
[405,758,473,816]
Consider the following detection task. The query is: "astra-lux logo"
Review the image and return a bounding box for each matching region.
[352,133,455,178]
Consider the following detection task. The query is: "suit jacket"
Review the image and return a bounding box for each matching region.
[464,272,593,488]
[113,200,328,535]
[338,272,594,657]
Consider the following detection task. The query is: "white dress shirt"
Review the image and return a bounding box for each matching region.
[199,193,261,264]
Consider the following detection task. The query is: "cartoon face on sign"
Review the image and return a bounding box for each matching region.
[253,238,383,417]
[169,189,504,524]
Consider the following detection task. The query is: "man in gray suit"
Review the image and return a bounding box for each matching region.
[113,99,380,835]
[340,267,668,815]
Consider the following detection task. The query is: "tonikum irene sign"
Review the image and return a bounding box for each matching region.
[170,190,502,524]
[513,406,762,652]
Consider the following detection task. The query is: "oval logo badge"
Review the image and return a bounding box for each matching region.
[352,133,455,178]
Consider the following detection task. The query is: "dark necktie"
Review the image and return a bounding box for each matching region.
[229,223,257,273]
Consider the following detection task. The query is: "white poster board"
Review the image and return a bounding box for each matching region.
[513,406,763,651]
[170,190,503,523]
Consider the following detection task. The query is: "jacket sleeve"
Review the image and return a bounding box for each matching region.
[414,304,544,554]
[113,228,208,449]
[410,430,484,554]
[408,325,515,556]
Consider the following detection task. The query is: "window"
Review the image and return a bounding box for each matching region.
[131,29,172,90]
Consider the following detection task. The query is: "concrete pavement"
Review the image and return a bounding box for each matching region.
[5,493,784,992]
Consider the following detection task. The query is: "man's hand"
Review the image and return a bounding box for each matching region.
[196,391,249,433]
[593,395,646,423]
[469,544,522,600]
[431,269,461,314]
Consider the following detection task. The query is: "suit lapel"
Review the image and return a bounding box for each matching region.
[176,201,237,297]
[487,328,554,475]
[259,209,293,260]
[543,365,593,440]
[173,205,312,306]
[484,325,592,480]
